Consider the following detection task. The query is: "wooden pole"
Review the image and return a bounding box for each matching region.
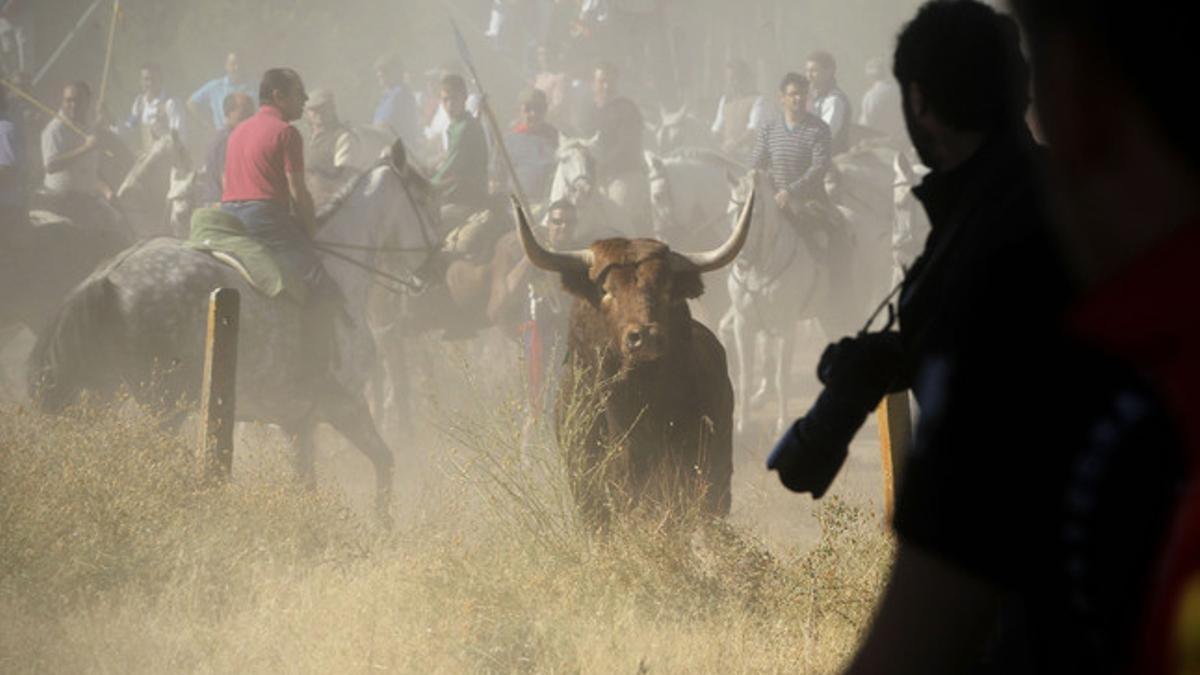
[877,390,913,523]
[96,0,121,115]
[34,0,106,85]
[197,288,240,481]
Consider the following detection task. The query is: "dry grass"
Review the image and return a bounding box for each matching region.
[0,356,892,674]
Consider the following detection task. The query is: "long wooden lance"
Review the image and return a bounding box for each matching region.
[96,0,122,114]
[450,18,532,217]
[0,79,115,158]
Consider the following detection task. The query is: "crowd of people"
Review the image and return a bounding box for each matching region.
[2,0,1198,672]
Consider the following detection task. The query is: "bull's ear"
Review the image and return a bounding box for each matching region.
[560,269,600,303]
[672,270,705,300]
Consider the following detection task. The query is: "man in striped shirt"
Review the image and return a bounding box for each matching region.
[750,72,832,209]
[749,72,847,291]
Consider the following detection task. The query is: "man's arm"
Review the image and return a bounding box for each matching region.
[42,124,98,175]
[788,122,831,195]
[288,170,315,233]
[842,542,1000,675]
[166,98,185,133]
[187,81,214,129]
[282,128,315,232]
[0,126,19,188]
[333,129,361,171]
[820,95,849,141]
[710,95,726,136]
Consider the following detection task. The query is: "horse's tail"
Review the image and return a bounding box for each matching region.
[27,273,121,413]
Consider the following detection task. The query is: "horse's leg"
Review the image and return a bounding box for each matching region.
[282,415,319,489]
[377,321,413,439]
[731,309,750,436]
[320,386,395,526]
[774,330,796,435]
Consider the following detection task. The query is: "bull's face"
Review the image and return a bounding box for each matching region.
[586,245,700,363]
[513,189,756,363]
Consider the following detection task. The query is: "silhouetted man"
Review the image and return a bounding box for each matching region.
[1008,2,1200,673]
[787,2,1186,673]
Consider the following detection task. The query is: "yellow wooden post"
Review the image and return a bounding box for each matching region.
[197,288,239,480]
[877,391,913,523]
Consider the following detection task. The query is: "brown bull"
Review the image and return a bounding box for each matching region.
[514,191,755,524]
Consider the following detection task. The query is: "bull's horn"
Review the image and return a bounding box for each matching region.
[670,189,754,273]
[511,196,593,273]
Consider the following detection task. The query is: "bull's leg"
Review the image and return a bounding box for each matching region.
[320,386,396,527]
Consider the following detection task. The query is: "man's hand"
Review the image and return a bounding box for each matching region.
[774,188,790,210]
[817,332,905,388]
[81,134,99,153]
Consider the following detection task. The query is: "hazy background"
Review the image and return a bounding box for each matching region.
[26,0,930,132]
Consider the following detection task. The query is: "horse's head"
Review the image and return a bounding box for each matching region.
[315,139,443,293]
[655,104,690,154]
[645,151,673,235]
[553,135,598,206]
[117,130,191,201]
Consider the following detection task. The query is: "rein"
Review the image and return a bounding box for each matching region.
[313,162,441,296]
[313,242,425,294]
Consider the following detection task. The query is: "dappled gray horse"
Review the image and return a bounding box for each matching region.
[27,144,440,519]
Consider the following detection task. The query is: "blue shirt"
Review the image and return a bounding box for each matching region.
[373,84,419,149]
[0,113,25,208]
[189,76,256,129]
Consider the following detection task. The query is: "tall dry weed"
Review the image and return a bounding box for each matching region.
[0,354,892,674]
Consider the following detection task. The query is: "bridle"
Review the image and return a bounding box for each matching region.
[312,159,442,295]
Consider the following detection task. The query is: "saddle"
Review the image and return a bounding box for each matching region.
[185,207,309,304]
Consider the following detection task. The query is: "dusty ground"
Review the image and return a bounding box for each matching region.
[0,326,893,674]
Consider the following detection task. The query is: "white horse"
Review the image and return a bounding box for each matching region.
[644,147,748,329]
[720,170,828,434]
[549,135,634,237]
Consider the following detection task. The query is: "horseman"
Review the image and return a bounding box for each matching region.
[491,88,558,203]
[188,51,256,133]
[749,72,848,297]
[201,91,254,206]
[584,61,648,230]
[39,81,122,233]
[805,51,853,155]
[303,89,363,206]
[431,73,488,229]
[711,59,767,161]
[372,53,420,152]
[124,63,185,153]
[219,67,337,381]
[0,85,26,249]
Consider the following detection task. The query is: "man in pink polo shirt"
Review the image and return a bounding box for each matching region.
[220,67,339,384]
[221,67,320,287]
